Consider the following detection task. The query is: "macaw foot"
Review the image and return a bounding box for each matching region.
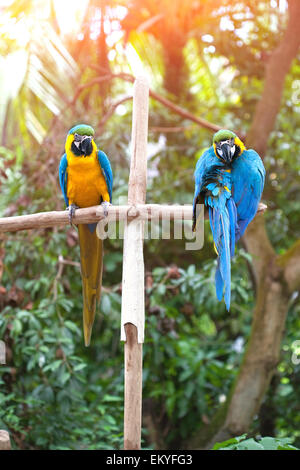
[101,201,111,218]
[67,204,79,226]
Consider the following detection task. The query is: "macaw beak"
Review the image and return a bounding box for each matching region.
[221,142,233,163]
[216,139,236,163]
[80,136,93,157]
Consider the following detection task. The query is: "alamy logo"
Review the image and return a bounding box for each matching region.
[95,202,205,251]
[0,340,5,364]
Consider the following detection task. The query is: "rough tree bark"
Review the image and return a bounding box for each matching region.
[188,0,300,449]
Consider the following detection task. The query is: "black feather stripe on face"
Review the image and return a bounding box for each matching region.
[71,140,82,156]
[234,144,241,158]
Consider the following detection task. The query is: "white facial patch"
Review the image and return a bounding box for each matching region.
[231,145,235,156]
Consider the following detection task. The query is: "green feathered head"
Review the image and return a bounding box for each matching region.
[213,129,237,143]
[68,124,95,137]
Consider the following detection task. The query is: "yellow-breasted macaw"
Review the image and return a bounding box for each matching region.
[193,129,265,310]
[59,124,113,346]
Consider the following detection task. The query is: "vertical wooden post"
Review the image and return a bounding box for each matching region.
[0,430,11,450]
[122,76,149,450]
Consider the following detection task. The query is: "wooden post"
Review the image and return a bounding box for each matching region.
[121,76,149,450]
[0,430,11,450]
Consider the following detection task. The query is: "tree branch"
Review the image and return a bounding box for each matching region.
[97,95,133,133]
[242,216,275,285]
[148,88,222,133]
[70,68,223,134]
[278,239,300,293]
[0,203,266,233]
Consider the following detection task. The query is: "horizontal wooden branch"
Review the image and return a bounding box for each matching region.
[0,203,267,233]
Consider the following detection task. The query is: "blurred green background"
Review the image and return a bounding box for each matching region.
[0,0,299,450]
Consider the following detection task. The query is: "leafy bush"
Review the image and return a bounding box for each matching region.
[213,434,299,450]
[0,226,124,449]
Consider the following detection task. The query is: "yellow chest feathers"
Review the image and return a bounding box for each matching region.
[66,150,109,207]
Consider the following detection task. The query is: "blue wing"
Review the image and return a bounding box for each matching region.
[193,147,216,195]
[59,153,69,206]
[193,147,221,228]
[231,149,265,239]
[97,150,113,203]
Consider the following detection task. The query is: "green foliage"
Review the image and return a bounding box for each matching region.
[142,253,256,446]
[0,227,124,450]
[213,434,299,450]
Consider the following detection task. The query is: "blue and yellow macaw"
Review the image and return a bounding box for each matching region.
[193,129,265,310]
[59,124,113,346]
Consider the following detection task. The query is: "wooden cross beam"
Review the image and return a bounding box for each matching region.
[0,77,267,451]
[0,203,266,233]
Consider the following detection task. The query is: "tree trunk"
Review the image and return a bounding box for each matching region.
[162,38,187,97]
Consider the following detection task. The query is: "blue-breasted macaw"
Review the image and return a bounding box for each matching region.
[193,129,265,310]
[59,124,113,346]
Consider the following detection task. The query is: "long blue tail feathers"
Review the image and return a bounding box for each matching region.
[209,198,237,311]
